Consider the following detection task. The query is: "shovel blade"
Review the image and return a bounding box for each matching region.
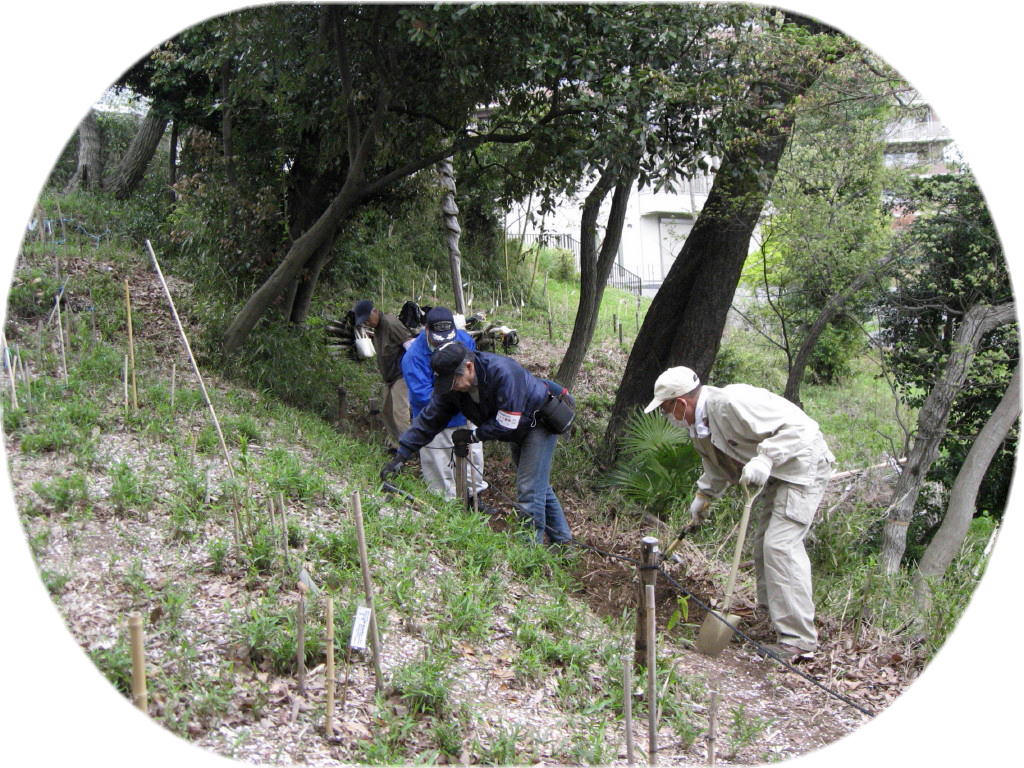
[695,611,741,657]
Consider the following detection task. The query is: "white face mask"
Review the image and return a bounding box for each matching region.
[665,400,689,428]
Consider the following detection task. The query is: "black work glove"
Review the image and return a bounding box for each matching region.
[452,428,477,445]
[380,456,404,482]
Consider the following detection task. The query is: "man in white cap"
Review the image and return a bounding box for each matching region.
[645,367,835,658]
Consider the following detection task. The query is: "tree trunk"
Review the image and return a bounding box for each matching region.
[223,186,362,354]
[879,301,1017,575]
[65,109,103,193]
[438,158,466,315]
[912,363,1019,608]
[783,252,897,406]
[289,234,336,324]
[105,108,169,200]
[556,164,635,389]
[601,132,791,461]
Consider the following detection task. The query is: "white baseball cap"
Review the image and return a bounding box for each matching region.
[643,366,701,413]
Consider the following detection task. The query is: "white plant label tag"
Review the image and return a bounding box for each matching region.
[496,410,520,429]
[350,605,371,650]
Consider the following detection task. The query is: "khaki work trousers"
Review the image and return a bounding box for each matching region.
[749,455,831,651]
[418,426,488,499]
[382,377,410,445]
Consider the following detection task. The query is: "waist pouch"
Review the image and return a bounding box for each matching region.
[538,392,575,434]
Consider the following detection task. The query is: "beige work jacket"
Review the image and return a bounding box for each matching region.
[693,384,834,498]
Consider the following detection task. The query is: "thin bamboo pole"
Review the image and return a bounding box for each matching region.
[278,492,290,573]
[123,355,129,413]
[624,654,635,765]
[147,240,242,548]
[54,293,68,384]
[325,597,336,738]
[351,490,384,691]
[129,613,148,712]
[707,682,719,766]
[296,582,307,695]
[646,584,657,766]
[1,333,17,409]
[124,279,138,412]
[146,240,234,479]
[170,362,176,412]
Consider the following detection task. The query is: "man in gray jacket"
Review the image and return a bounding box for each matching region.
[645,366,835,658]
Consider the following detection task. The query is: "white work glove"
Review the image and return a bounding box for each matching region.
[740,455,772,487]
[688,492,712,525]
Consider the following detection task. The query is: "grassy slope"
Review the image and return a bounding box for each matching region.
[4,198,987,764]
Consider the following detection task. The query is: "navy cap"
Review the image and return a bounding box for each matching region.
[431,341,471,392]
[425,306,456,347]
[353,299,374,326]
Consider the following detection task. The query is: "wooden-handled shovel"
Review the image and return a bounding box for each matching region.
[695,483,762,656]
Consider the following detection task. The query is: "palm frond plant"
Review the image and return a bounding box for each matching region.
[605,411,702,514]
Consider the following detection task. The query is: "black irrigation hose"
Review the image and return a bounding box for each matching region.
[395,448,876,718]
[654,565,876,718]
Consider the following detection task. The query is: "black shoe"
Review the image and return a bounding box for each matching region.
[757,642,815,662]
[468,496,501,515]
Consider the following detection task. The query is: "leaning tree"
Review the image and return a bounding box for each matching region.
[601,13,854,459]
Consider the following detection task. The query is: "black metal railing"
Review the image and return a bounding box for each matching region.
[517,232,581,261]
[607,261,642,296]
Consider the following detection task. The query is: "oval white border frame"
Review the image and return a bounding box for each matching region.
[1,2,1020,766]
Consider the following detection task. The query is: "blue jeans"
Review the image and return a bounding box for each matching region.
[510,425,572,544]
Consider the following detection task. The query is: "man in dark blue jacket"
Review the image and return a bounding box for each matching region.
[402,307,489,506]
[382,341,573,544]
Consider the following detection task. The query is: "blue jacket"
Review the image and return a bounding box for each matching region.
[401,329,476,428]
[397,350,560,459]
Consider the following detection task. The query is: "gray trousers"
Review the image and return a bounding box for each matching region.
[419,426,487,499]
[749,454,831,651]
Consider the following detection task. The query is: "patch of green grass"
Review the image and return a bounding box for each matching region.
[802,358,912,469]
[235,596,323,675]
[437,571,501,641]
[41,568,71,595]
[474,725,524,765]
[89,634,133,695]
[725,703,772,758]
[109,460,152,515]
[257,446,327,502]
[391,651,452,716]
[209,538,230,574]
[357,691,420,764]
[31,472,90,515]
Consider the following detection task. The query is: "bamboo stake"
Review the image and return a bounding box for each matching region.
[278,492,290,572]
[296,582,307,695]
[170,362,176,412]
[351,490,384,691]
[17,352,31,412]
[707,681,719,766]
[147,240,242,548]
[1,333,17,409]
[646,584,657,766]
[124,279,138,413]
[54,293,68,384]
[635,537,659,666]
[146,240,234,480]
[123,355,129,413]
[624,654,636,765]
[129,613,148,712]
[325,597,336,738]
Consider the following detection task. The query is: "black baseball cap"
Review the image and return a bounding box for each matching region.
[431,341,471,392]
[353,299,374,326]
[425,306,456,347]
